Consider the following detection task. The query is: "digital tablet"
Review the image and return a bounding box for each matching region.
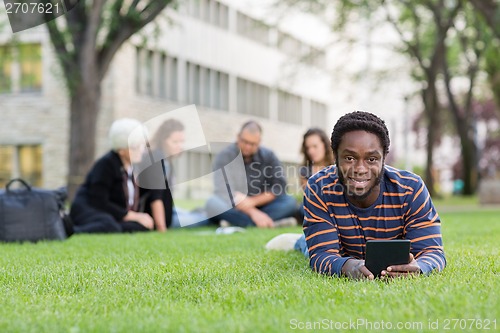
[365,240,411,277]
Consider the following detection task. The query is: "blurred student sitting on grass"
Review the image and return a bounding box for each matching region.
[206,120,298,228]
[70,118,165,233]
[299,128,335,189]
[266,111,446,279]
[143,118,210,229]
[297,127,335,220]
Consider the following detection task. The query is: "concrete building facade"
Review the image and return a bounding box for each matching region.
[1,0,333,198]
[3,0,464,198]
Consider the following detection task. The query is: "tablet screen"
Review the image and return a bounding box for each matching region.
[365,240,411,277]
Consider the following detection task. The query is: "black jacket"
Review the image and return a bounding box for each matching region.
[70,150,173,227]
[71,151,131,221]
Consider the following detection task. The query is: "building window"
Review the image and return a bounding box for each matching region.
[159,54,166,99]
[237,12,270,46]
[201,67,210,107]
[185,61,191,104]
[158,53,178,101]
[0,45,13,93]
[185,61,228,110]
[209,0,228,29]
[188,0,199,18]
[19,44,42,92]
[137,48,178,101]
[0,43,42,94]
[188,150,212,197]
[217,2,229,29]
[300,45,327,68]
[308,47,326,68]
[278,90,302,125]
[186,61,200,106]
[168,57,178,101]
[171,150,213,199]
[311,100,328,128]
[135,47,141,94]
[210,1,220,26]
[217,72,229,110]
[193,64,200,105]
[0,144,43,188]
[145,50,154,96]
[277,32,326,68]
[184,0,228,29]
[278,32,302,56]
[237,78,270,118]
[201,0,210,22]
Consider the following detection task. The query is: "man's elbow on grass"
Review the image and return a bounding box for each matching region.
[308,252,350,277]
[415,250,447,276]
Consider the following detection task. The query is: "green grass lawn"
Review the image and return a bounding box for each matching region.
[1,208,499,333]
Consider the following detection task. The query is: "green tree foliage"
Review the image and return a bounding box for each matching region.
[280,0,499,195]
[468,0,500,39]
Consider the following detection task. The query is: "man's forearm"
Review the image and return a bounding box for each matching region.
[234,192,276,213]
[310,252,350,277]
[248,192,275,207]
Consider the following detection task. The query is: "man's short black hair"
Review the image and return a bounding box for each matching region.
[331,111,390,158]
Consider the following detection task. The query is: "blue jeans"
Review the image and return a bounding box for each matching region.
[206,194,298,228]
[294,234,309,257]
[170,208,212,228]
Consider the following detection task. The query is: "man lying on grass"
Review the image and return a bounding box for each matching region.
[267,111,446,279]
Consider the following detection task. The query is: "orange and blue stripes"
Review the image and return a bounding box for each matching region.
[303,165,446,276]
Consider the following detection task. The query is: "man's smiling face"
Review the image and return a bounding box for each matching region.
[336,130,385,208]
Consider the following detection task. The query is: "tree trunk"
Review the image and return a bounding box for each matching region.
[421,77,440,197]
[424,128,436,197]
[423,95,438,197]
[67,81,101,200]
[447,103,478,195]
[441,43,480,195]
[459,129,477,195]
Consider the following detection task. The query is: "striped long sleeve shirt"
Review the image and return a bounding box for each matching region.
[303,165,446,276]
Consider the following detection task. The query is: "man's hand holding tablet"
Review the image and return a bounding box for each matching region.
[342,240,421,279]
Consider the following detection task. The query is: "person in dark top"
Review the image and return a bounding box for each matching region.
[141,118,209,229]
[296,128,335,220]
[299,128,335,189]
[205,120,298,228]
[70,118,165,233]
